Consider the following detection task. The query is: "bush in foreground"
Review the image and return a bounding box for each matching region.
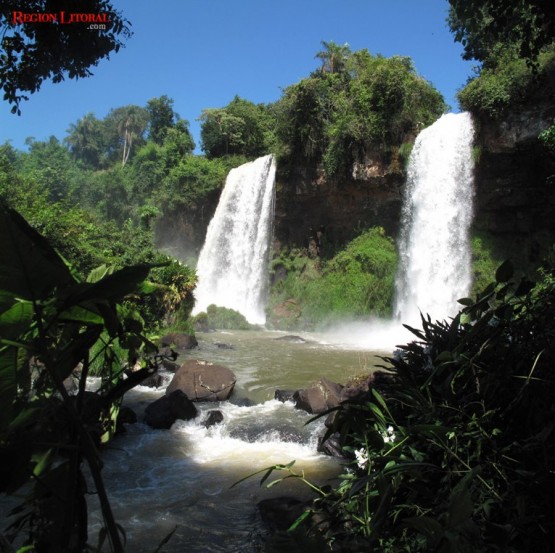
[260,262,555,552]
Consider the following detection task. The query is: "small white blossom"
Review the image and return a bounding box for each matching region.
[354,448,368,470]
[382,425,396,443]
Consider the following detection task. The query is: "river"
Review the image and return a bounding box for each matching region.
[88,329,393,552]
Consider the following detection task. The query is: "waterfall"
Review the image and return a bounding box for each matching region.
[394,112,475,325]
[193,154,276,325]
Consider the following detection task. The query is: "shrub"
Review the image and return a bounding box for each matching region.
[268,228,397,328]
[192,304,254,330]
[458,46,555,119]
[304,262,555,551]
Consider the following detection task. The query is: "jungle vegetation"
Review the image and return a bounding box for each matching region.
[0,0,554,550]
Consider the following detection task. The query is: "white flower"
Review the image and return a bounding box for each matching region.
[354,448,368,470]
[382,425,396,444]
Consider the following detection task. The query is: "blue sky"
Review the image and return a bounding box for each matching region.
[0,0,476,152]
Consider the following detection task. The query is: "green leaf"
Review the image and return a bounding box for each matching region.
[457,297,474,306]
[32,448,54,478]
[288,509,312,531]
[62,264,157,306]
[0,299,34,341]
[51,325,103,382]
[460,312,473,325]
[495,260,513,283]
[436,351,453,362]
[58,305,104,325]
[138,280,159,294]
[0,204,75,310]
[368,402,386,425]
[87,264,110,283]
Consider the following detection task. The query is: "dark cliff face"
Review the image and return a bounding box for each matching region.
[274,101,555,265]
[472,97,555,265]
[274,153,405,251]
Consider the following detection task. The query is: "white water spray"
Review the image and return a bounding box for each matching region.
[193,154,276,325]
[394,112,475,325]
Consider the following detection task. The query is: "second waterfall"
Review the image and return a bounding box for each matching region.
[193,154,276,325]
[394,112,475,325]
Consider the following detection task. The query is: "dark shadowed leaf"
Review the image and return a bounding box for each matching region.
[0,204,74,310]
[495,260,513,283]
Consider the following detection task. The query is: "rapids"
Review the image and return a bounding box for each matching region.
[88,330,388,552]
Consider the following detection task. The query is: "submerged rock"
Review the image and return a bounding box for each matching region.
[116,406,138,434]
[214,342,235,350]
[229,422,303,444]
[166,359,236,401]
[203,410,224,428]
[258,497,306,531]
[274,334,306,343]
[274,389,295,403]
[140,373,165,389]
[144,390,198,429]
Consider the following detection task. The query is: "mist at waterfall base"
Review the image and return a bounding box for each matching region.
[192,155,276,325]
[320,112,476,350]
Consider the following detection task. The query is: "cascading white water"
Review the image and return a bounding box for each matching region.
[394,112,475,325]
[193,154,276,325]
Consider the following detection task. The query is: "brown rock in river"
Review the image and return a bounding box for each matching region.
[166,359,236,401]
[293,377,343,414]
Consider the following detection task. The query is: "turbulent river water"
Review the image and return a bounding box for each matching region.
[88,330,391,552]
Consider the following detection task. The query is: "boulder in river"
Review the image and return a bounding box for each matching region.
[159,332,198,350]
[144,390,198,429]
[258,497,306,531]
[141,373,165,389]
[166,359,237,401]
[293,377,343,414]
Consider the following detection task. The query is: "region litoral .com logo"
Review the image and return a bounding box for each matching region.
[12,11,110,30]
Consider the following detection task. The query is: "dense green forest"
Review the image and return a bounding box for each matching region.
[0,41,450,329]
[1,0,554,551]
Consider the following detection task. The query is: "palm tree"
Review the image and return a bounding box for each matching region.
[65,113,103,168]
[315,40,352,74]
[109,106,148,167]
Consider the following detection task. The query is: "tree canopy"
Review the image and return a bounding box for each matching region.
[448,0,555,68]
[199,96,274,159]
[1,0,132,114]
[275,48,445,176]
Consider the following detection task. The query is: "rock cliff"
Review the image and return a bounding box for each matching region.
[472,95,555,265]
[274,100,555,265]
[274,152,405,251]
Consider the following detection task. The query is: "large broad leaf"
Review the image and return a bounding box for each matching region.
[495,259,514,283]
[61,264,159,307]
[0,204,75,310]
[51,325,103,383]
[0,299,34,341]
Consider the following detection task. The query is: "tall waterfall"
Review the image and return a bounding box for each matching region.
[394,112,475,325]
[193,154,276,325]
